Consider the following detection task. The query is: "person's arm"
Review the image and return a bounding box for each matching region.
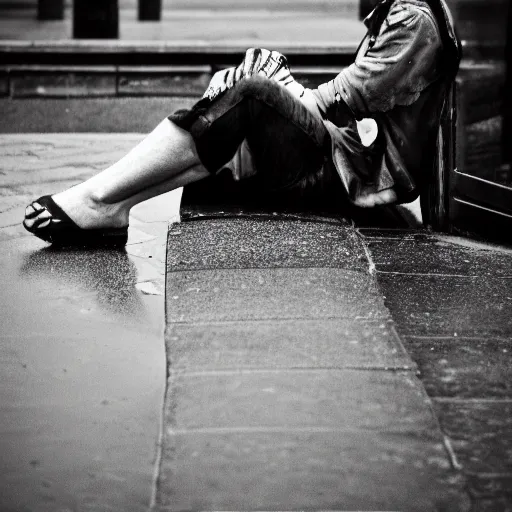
[314,2,442,118]
[300,88,324,119]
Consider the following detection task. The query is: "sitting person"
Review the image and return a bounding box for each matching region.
[23,0,461,248]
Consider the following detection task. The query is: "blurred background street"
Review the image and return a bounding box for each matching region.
[0,0,363,43]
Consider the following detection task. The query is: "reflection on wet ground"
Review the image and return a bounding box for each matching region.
[20,246,145,322]
[0,148,178,511]
[0,233,167,512]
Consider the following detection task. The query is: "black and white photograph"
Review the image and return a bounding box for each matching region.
[0,0,511,510]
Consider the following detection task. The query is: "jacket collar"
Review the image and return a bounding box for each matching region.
[363,0,461,76]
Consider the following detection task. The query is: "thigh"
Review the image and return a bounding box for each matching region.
[175,76,331,191]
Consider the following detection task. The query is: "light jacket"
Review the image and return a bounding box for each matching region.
[312,0,461,204]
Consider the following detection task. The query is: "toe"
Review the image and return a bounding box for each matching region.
[36,218,52,229]
[24,209,52,230]
[25,203,43,219]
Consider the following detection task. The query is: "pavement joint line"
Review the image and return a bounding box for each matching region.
[433,397,512,403]
[404,335,512,341]
[360,234,376,275]
[464,471,512,477]
[168,366,417,372]
[0,221,26,229]
[164,426,440,436]
[375,270,512,279]
[165,318,396,326]
[167,267,370,273]
[166,368,416,378]
[167,315,389,324]
[362,235,422,240]
[167,265,369,272]
[149,380,166,512]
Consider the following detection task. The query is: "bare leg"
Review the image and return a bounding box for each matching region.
[25,118,208,230]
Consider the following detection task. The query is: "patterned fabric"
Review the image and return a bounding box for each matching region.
[201,48,310,181]
[203,48,305,102]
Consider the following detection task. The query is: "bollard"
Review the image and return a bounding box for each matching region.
[139,0,162,21]
[38,0,64,20]
[73,0,119,39]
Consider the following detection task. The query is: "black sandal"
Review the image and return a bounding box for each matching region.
[23,195,128,248]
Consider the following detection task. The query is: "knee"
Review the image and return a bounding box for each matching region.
[234,75,279,100]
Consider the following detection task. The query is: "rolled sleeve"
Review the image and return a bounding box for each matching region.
[316,2,442,118]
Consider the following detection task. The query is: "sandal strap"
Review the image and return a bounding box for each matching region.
[32,215,59,229]
[23,195,77,235]
[34,195,77,228]
[25,203,47,219]
[23,194,129,247]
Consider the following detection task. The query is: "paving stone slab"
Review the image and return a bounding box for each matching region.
[467,473,512,501]
[167,217,366,271]
[433,400,512,473]
[167,267,388,323]
[470,497,512,511]
[368,235,512,278]
[155,430,467,512]
[165,369,435,432]
[166,318,414,370]
[404,336,512,399]
[161,215,469,509]
[378,273,512,337]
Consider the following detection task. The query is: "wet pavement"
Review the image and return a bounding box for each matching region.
[1,134,511,511]
[362,228,512,510]
[158,211,469,511]
[0,134,180,512]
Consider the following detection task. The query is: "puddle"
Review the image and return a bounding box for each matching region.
[0,237,165,512]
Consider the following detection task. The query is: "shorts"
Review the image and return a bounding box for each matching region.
[169,75,344,204]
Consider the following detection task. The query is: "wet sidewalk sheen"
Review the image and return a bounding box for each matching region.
[0,134,180,512]
[5,134,512,511]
